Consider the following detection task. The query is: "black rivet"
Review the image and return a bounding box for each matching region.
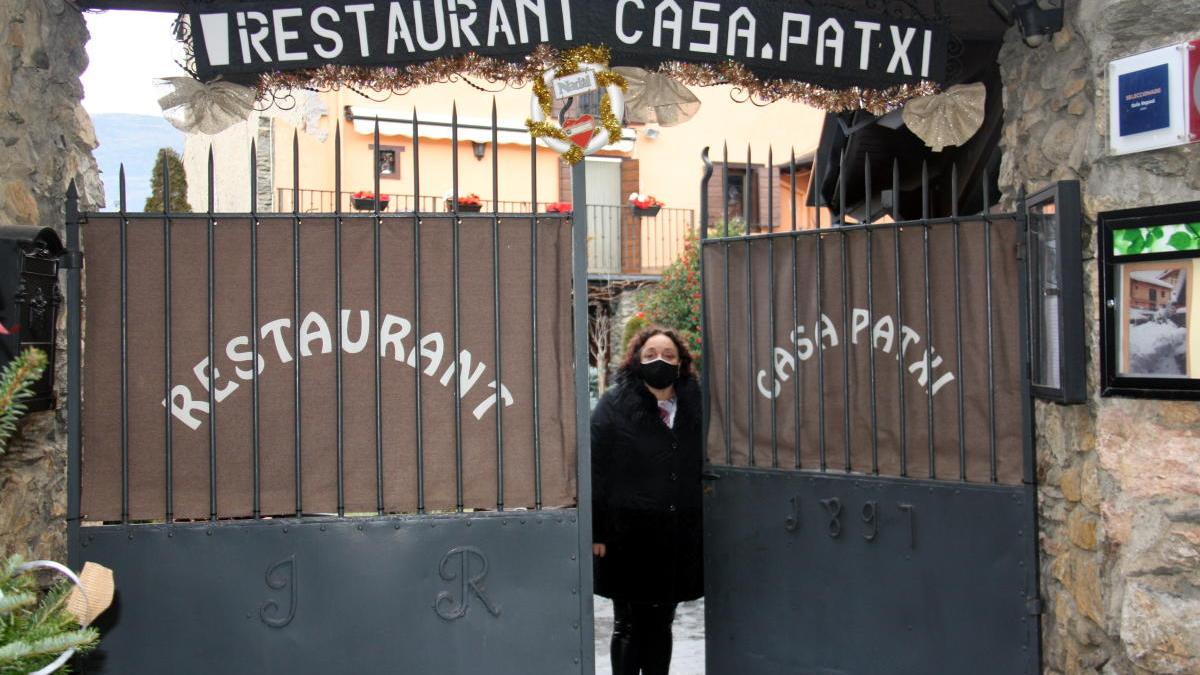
[357,524,364,531]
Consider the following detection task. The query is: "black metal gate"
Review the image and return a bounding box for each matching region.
[699,148,1041,674]
[65,108,596,673]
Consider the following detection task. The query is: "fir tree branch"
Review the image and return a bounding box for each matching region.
[0,348,48,452]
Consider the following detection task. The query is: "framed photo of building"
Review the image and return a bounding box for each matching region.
[1100,201,1200,398]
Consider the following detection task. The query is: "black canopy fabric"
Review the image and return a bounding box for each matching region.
[809,40,1006,219]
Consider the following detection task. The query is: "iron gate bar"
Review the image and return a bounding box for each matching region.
[292,131,303,516]
[952,164,967,481]
[791,227,802,470]
[492,99,505,512]
[768,222,778,467]
[413,109,425,514]
[767,146,778,468]
[789,148,797,232]
[250,141,262,519]
[331,126,345,511]
[984,175,999,483]
[745,232,754,467]
[163,156,175,520]
[372,120,383,516]
[451,106,463,513]
[745,145,754,468]
[207,148,218,520]
[815,156,826,472]
[529,129,542,510]
[893,158,908,477]
[699,147,713,461]
[921,162,937,479]
[767,147,773,233]
[838,151,851,473]
[119,165,129,524]
[865,154,879,475]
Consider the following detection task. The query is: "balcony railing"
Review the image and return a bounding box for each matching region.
[275,188,693,276]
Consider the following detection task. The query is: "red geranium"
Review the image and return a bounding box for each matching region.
[352,191,389,201]
[545,202,572,213]
[628,192,664,209]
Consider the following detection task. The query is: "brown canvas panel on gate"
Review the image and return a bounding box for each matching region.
[81,214,577,521]
[704,217,1024,485]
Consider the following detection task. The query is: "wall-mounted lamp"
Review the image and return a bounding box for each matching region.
[472,141,487,161]
[989,0,1064,48]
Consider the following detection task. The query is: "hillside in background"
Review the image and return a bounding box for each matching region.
[91,113,184,211]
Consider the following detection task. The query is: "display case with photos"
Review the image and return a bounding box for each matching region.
[1099,200,1200,399]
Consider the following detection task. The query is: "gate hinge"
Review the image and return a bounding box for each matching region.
[1025,596,1043,616]
[61,251,84,270]
[1015,240,1027,261]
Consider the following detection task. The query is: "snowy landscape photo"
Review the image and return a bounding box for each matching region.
[1122,265,1189,377]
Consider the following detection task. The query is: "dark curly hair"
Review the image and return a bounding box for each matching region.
[619,326,696,382]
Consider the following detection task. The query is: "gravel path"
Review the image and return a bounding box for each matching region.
[593,597,706,675]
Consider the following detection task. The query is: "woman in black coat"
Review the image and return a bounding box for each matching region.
[592,326,704,675]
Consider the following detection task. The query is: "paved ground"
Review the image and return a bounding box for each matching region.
[594,597,706,675]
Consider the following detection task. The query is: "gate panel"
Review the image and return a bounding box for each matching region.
[699,151,1041,673]
[81,513,583,674]
[704,469,1034,675]
[67,110,595,673]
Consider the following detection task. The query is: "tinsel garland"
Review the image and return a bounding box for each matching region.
[250,44,938,115]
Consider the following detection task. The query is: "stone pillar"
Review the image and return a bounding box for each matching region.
[0,0,101,560]
[997,2,1200,672]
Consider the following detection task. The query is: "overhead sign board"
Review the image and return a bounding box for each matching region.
[189,0,948,91]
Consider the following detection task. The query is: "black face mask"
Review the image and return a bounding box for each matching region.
[639,358,679,389]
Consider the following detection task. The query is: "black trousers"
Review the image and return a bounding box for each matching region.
[610,601,678,675]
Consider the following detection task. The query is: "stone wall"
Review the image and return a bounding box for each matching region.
[0,1,101,561]
[997,1,1200,672]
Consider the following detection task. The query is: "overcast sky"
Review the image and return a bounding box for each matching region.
[82,10,185,116]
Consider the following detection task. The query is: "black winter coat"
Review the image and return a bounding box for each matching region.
[591,376,704,603]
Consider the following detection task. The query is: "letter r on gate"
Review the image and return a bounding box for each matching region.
[435,546,501,621]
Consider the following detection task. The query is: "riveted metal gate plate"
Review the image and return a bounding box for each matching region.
[703,468,1035,675]
[79,512,583,674]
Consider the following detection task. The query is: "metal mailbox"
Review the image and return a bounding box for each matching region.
[0,225,65,412]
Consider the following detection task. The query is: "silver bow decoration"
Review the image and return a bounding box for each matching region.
[157,77,257,136]
[612,67,701,127]
[901,82,987,152]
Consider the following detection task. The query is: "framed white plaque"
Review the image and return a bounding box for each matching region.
[1108,43,1188,156]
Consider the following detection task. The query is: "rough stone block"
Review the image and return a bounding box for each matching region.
[1068,508,1100,550]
